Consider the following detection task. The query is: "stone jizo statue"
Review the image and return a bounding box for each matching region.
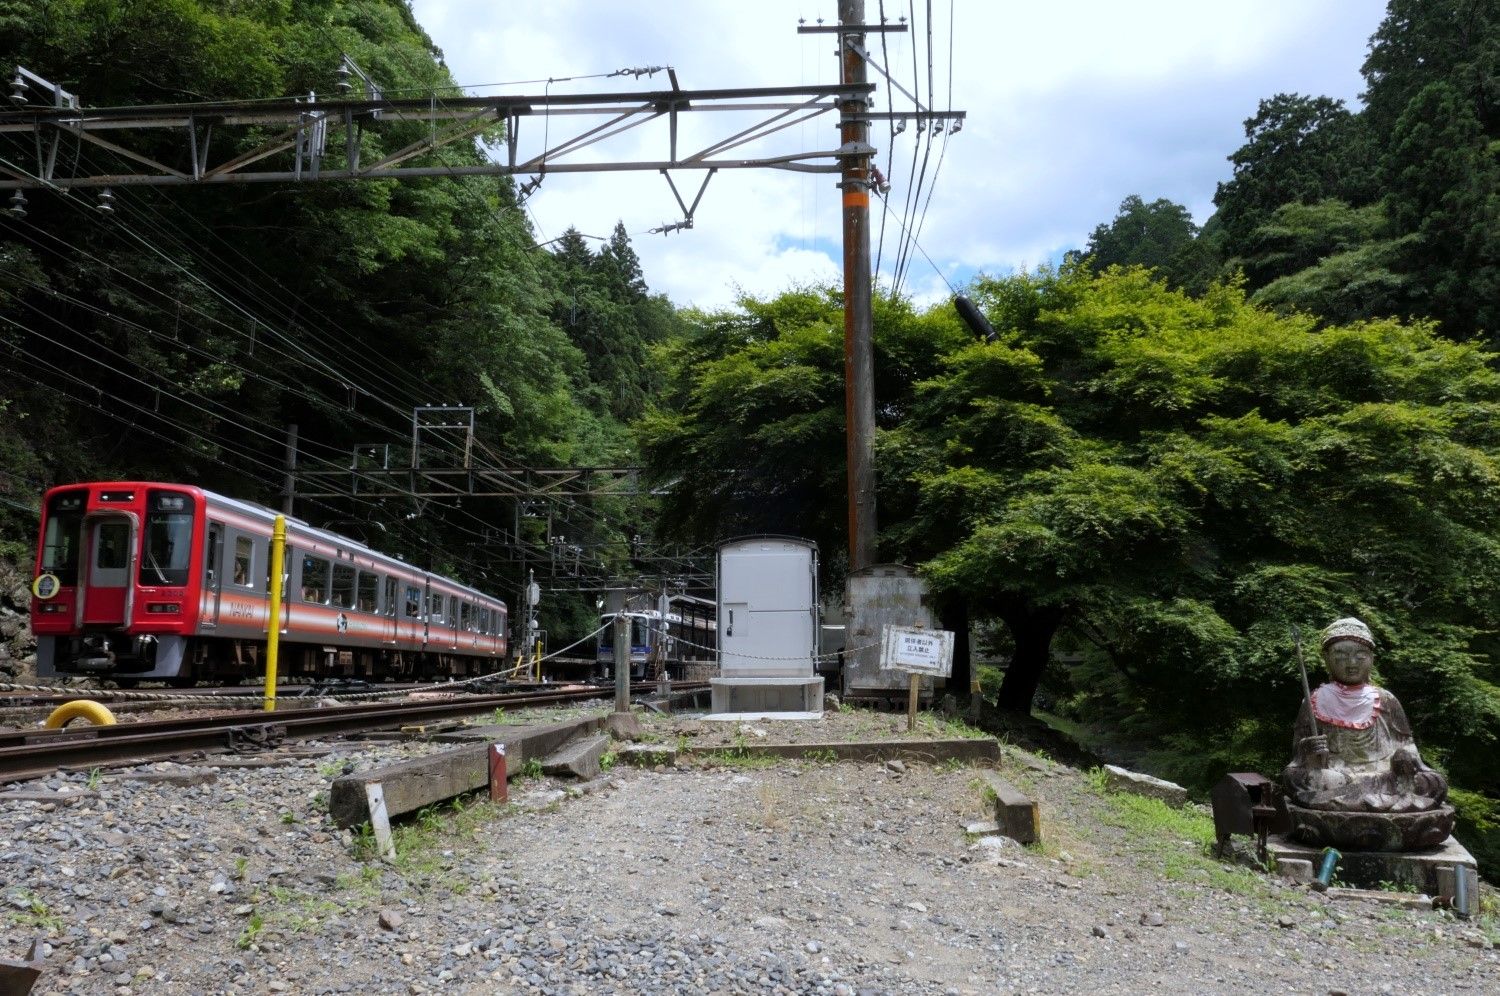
[1281,617,1455,851]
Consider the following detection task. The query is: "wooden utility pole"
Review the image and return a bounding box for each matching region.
[839,0,878,573]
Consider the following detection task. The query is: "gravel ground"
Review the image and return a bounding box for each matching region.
[2,704,1496,995]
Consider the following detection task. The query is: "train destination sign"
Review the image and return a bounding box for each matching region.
[880,625,955,678]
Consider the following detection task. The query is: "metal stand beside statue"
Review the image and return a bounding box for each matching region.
[1281,618,1455,852]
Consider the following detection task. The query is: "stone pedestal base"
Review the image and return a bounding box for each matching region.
[1285,802,1456,852]
[710,676,824,715]
[1266,833,1478,899]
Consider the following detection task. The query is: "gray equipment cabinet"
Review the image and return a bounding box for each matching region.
[711,536,824,713]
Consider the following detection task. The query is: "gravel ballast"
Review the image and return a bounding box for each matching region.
[1,705,1496,995]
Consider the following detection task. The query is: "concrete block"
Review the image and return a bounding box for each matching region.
[605,711,644,742]
[105,769,218,787]
[541,733,609,780]
[0,937,43,996]
[0,788,97,806]
[1275,857,1314,882]
[685,737,1001,765]
[1102,764,1188,807]
[979,771,1039,845]
[618,743,678,767]
[1265,834,1478,900]
[329,714,603,828]
[710,676,824,714]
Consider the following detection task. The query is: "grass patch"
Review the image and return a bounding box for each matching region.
[5,891,63,934]
[1084,768,1266,898]
[918,713,989,740]
[236,909,265,949]
[705,750,778,770]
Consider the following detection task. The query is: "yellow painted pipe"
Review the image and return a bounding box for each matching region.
[264,514,287,712]
[44,699,117,729]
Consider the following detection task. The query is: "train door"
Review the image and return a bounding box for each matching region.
[202,522,224,629]
[403,584,422,645]
[382,576,398,645]
[80,513,137,627]
[421,579,431,650]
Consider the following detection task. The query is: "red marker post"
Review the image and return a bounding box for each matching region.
[489,743,508,803]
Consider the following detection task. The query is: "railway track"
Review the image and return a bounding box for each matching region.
[0,681,710,785]
[0,685,613,785]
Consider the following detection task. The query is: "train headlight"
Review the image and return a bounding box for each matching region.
[39,603,68,614]
[146,602,181,614]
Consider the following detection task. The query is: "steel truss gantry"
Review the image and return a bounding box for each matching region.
[0,74,876,191]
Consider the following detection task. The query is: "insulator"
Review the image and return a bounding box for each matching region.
[8,190,26,219]
[336,61,352,94]
[96,187,115,215]
[8,72,24,106]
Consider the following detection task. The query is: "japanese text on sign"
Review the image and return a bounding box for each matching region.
[880,625,955,677]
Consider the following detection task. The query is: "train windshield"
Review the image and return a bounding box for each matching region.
[40,490,87,585]
[138,490,195,586]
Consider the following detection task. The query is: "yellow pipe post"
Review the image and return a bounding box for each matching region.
[532,638,542,682]
[264,514,287,711]
[44,699,117,728]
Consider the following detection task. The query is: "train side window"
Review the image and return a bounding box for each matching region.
[302,556,329,603]
[357,571,378,612]
[383,576,397,616]
[482,608,491,634]
[405,586,421,618]
[460,601,472,631]
[331,564,355,609]
[428,592,444,622]
[233,537,254,587]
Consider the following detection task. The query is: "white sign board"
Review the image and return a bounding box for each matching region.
[880,625,955,677]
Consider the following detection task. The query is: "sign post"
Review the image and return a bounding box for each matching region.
[880,625,955,732]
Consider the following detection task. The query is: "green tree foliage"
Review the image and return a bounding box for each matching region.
[0,0,645,600]
[1360,0,1498,138]
[1197,1,1500,343]
[886,266,1500,806]
[1382,81,1500,338]
[1211,94,1377,250]
[636,287,968,572]
[549,223,681,424]
[1076,195,1218,293]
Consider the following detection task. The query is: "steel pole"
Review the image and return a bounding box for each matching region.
[264,515,286,711]
[840,0,877,572]
[281,423,298,516]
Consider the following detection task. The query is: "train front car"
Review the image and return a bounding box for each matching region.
[31,483,203,683]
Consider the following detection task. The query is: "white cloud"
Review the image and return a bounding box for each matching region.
[411,0,1388,308]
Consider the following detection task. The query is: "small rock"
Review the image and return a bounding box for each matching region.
[885,759,907,775]
[1277,915,1296,929]
[905,901,927,913]
[1173,941,1189,954]
[1139,911,1165,928]
[805,940,822,954]
[1091,925,1108,939]
[379,909,403,931]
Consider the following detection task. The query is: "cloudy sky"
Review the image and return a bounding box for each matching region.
[410,1,1389,310]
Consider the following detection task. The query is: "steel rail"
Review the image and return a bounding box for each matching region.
[0,686,610,784]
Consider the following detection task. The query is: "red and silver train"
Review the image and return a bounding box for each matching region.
[29,482,508,685]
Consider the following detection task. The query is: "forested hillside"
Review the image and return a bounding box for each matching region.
[0,1,671,636]
[1077,0,1498,339]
